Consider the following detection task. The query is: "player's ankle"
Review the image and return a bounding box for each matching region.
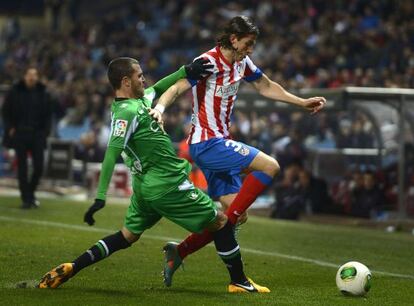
[177,243,187,259]
[231,275,248,284]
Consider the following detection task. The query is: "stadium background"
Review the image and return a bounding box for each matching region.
[0,0,414,223]
[0,1,413,305]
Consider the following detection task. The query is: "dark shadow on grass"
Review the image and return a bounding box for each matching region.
[150,287,228,297]
[336,294,369,300]
[10,279,227,298]
[40,286,228,299]
[64,287,133,297]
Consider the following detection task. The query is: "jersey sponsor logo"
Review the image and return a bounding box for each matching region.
[113,119,128,137]
[215,83,239,98]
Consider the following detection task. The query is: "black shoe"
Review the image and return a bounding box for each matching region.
[30,198,40,208]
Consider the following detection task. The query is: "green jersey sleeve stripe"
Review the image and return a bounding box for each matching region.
[107,113,115,147]
[123,115,139,148]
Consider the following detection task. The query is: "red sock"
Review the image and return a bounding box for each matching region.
[226,172,272,224]
[177,229,213,259]
[177,172,272,259]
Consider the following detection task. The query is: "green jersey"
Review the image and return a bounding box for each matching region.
[95,66,191,202]
[108,89,191,201]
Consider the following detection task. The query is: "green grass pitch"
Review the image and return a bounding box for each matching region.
[0,196,413,305]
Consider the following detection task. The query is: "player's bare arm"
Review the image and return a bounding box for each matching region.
[149,79,191,123]
[252,73,326,114]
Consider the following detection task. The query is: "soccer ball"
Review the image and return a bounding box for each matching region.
[336,261,372,296]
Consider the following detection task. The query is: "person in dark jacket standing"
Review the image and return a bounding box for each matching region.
[2,68,52,209]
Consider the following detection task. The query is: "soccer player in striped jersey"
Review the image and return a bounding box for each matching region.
[37,57,269,293]
[151,16,326,286]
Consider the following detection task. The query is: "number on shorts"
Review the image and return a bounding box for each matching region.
[225,139,242,152]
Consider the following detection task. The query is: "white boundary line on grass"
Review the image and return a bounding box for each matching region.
[1,215,414,281]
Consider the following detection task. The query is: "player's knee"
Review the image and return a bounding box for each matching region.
[219,194,236,211]
[207,211,228,232]
[121,227,141,244]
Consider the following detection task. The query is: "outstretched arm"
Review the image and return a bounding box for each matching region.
[95,146,123,201]
[252,73,326,114]
[84,146,123,225]
[151,58,213,99]
[149,79,192,123]
[151,67,187,100]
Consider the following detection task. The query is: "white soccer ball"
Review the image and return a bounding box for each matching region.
[336,261,372,296]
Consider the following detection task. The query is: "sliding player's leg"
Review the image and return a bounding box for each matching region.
[38,228,138,289]
[38,194,159,288]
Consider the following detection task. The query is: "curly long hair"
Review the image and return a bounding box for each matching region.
[217,16,259,49]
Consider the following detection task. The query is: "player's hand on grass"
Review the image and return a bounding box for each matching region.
[84,199,105,226]
[302,97,326,114]
[185,58,214,80]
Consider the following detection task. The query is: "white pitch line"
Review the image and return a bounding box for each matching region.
[1,215,413,280]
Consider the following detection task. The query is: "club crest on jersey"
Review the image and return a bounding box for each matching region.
[113,119,128,137]
[189,191,198,200]
[236,63,243,73]
[215,83,239,98]
[239,146,250,156]
[225,139,249,156]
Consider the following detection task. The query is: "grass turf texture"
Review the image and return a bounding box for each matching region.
[0,195,413,305]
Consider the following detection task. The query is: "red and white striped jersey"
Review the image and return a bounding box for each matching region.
[187,46,263,144]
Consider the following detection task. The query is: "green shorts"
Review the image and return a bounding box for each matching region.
[124,182,218,235]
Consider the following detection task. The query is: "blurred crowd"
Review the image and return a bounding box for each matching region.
[0,0,414,218]
[1,0,413,87]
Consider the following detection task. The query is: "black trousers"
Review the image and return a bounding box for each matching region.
[14,132,45,203]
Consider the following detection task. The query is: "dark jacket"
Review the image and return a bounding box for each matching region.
[2,80,52,148]
[299,176,332,213]
[351,186,384,218]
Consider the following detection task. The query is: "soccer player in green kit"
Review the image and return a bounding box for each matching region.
[38,57,269,293]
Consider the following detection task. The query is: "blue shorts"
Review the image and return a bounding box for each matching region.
[189,138,259,198]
